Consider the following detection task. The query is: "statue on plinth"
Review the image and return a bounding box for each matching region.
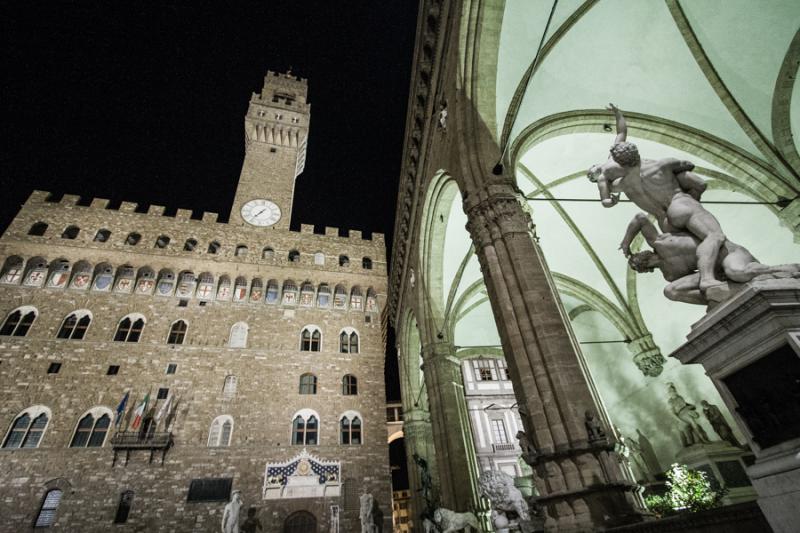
[413,453,434,513]
[621,212,799,305]
[479,470,534,532]
[516,430,538,467]
[433,508,480,533]
[584,411,607,443]
[666,383,710,447]
[359,490,378,533]
[702,400,742,448]
[221,491,243,533]
[589,103,727,292]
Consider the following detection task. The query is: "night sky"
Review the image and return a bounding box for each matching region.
[2,2,417,401]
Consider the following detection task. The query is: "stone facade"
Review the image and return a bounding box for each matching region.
[0,72,391,532]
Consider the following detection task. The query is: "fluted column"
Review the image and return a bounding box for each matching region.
[463,183,646,532]
[420,341,482,513]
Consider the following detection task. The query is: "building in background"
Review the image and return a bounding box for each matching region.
[391,0,798,530]
[0,71,391,532]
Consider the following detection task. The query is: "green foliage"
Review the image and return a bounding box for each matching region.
[644,464,725,517]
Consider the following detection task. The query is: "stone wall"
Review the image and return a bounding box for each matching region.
[0,194,392,532]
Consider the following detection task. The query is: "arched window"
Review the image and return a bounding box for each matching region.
[207,415,233,447]
[34,489,63,527]
[235,245,248,257]
[265,279,279,304]
[288,250,300,263]
[57,310,92,340]
[300,327,321,352]
[69,409,112,447]
[114,491,134,524]
[207,241,221,254]
[338,255,349,267]
[362,257,373,270]
[317,284,330,307]
[154,235,170,249]
[342,375,358,395]
[313,252,325,265]
[229,322,248,348]
[223,375,237,398]
[284,511,317,533]
[114,314,145,342]
[134,266,155,294]
[0,306,37,337]
[92,263,114,291]
[299,282,315,306]
[333,284,347,309]
[23,256,48,287]
[2,406,50,448]
[28,222,48,236]
[339,329,359,354]
[340,413,362,445]
[282,280,298,305]
[94,229,111,242]
[291,411,319,445]
[216,275,232,301]
[350,286,363,310]
[262,247,275,260]
[156,269,175,296]
[250,278,264,302]
[1,256,24,284]
[46,259,70,288]
[61,225,80,239]
[167,320,187,345]
[299,373,317,394]
[125,232,141,246]
[183,238,198,251]
[196,272,215,300]
[233,276,248,302]
[365,288,378,313]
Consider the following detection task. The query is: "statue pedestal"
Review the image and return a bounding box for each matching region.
[671,278,800,533]
[674,442,756,505]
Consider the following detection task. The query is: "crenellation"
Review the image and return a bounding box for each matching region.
[175,208,193,220]
[300,224,314,234]
[120,201,138,213]
[148,205,166,216]
[62,194,81,206]
[202,212,218,223]
[325,227,339,237]
[90,198,110,209]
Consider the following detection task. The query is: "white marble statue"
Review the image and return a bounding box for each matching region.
[589,103,728,292]
[622,212,799,305]
[221,490,243,533]
[359,490,376,533]
[666,383,710,447]
[433,508,480,533]
[479,470,532,531]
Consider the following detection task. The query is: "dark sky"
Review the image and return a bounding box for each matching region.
[1,2,415,400]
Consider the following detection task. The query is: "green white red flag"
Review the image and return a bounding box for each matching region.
[130,393,150,430]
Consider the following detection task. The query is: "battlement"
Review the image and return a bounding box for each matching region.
[250,70,309,108]
[23,190,383,246]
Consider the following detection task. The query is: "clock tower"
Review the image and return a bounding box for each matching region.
[231,71,310,230]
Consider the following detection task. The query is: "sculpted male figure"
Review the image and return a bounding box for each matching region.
[221,491,243,533]
[588,104,727,290]
[622,212,799,305]
[666,383,709,447]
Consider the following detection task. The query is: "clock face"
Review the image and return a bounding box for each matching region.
[241,199,281,227]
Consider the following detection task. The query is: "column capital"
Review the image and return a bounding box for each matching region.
[464,187,533,249]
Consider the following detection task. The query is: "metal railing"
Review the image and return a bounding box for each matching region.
[110,431,172,449]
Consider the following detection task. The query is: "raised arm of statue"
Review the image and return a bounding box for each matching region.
[620,213,660,257]
[608,103,627,144]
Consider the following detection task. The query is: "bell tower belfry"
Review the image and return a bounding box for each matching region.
[231,70,310,230]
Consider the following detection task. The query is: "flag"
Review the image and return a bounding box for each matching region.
[115,391,130,427]
[130,393,150,430]
[154,393,173,424]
